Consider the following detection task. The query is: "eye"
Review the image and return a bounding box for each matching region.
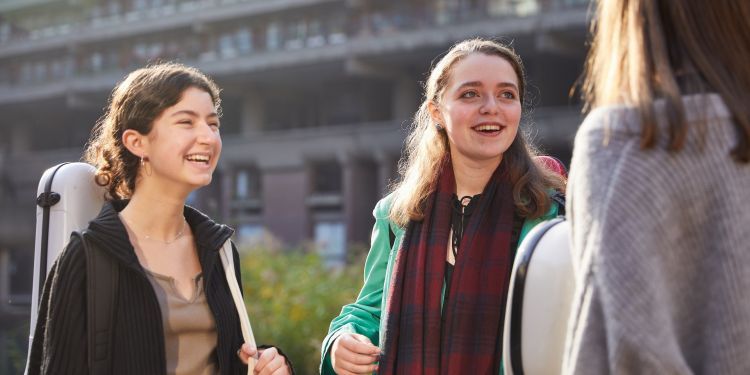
[209,122,221,129]
[177,119,193,126]
[500,91,516,100]
[459,90,478,99]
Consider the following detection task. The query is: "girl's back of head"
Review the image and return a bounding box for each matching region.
[584,0,750,162]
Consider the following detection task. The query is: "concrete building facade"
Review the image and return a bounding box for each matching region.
[0,1,589,368]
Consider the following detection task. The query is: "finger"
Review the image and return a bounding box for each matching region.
[237,348,249,365]
[254,346,278,373]
[271,362,292,375]
[340,361,379,375]
[350,333,372,344]
[338,349,379,366]
[333,368,354,375]
[258,355,284,375]
[242,343,258,358]
[342,334,380,355]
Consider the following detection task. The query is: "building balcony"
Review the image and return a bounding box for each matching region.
[0,2,588,104]
[0,0,340,57]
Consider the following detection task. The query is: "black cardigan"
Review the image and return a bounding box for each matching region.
[27,200,248,375]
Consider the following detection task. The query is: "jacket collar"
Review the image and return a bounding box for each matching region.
[85,200,234,271]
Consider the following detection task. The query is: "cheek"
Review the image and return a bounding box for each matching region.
[215,134,223,153]
[505,104,522,126]
[443,106,475,132]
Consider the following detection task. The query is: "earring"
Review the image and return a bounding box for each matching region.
[141,156,152,177]
[435,123,443,131]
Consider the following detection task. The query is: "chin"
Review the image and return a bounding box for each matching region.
[468,150,505,162]
[189,176,213,188]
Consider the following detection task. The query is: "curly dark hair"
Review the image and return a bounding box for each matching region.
[84,62,222,200]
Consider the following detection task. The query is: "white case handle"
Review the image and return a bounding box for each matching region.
[220,240,257,372]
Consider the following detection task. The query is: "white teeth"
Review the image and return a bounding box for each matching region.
[475,124,502,132]
[186,154,210,162]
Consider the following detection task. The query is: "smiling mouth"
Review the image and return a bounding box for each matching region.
[185,154,211,164]
[472,123,505,133]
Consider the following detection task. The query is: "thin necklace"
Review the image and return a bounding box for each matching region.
[121,214,188,245]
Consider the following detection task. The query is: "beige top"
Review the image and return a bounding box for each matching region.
[145,269,219,375]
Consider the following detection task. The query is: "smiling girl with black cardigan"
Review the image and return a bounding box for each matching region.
[27,63,292,375]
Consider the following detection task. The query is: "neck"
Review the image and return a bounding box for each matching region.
[119,184,188,241]
[451,153,502,198]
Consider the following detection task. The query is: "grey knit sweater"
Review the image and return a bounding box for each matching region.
[563,94,750,375]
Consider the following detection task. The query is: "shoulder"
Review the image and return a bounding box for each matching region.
[372,193,406,237]
[373,193,395,220]
[42,233,88,303]
[577,104,641,144]
[579,94,731,143]
[55,233,88,272]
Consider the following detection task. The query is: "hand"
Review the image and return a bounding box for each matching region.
[331,333,380,375]
[238,344,291,375]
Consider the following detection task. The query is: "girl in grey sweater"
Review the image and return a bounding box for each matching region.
[564,0,750,374]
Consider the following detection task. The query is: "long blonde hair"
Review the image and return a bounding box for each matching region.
[582,0,750,161]
[389,39,565,227]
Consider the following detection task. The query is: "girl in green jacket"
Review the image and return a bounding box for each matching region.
[321,39,566,375]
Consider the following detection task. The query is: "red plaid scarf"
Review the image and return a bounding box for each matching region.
[379,158,516,375]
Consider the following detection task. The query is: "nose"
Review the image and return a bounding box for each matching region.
[480,95,500,115]
[196,121,219,144]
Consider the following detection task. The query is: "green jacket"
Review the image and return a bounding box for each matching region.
[320,193,561,374]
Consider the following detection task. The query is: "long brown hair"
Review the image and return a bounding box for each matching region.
[84,62,222,200]
[582,0,750,162]
[389,38,565,227]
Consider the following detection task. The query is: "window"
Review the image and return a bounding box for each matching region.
[235,27,253,55]
[234,167,260,200]
[266,21,281,50]
[310,161,342,194]
[219,33,237,59]
[306,19,325,48]
[314,220,346,267]
[237,224,265,247]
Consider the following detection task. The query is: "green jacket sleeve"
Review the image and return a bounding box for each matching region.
[320,197,394,374]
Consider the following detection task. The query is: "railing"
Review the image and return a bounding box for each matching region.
[0,0,328,47]
[0,0,590,88]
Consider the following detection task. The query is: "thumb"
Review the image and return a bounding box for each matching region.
[242,343,258,358]
[351,333,373,345]
[349,333,380,355]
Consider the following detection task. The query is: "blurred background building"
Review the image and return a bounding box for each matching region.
[0,0,589,371]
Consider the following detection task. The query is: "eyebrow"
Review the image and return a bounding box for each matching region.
[456,81,519,91]
[170,110,219,118]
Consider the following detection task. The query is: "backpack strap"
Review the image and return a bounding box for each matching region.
[388,224,396,250]
[76,231,118,375]
[551,191,566,217]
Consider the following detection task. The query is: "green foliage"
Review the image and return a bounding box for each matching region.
[3,322,29,374]
[239,248,365,374]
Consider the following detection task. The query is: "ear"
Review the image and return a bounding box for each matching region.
[122,129,148,159]
[428,101,445,127]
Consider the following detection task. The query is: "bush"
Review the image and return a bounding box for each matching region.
[239,248,365,374]
[3,322,29,374]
